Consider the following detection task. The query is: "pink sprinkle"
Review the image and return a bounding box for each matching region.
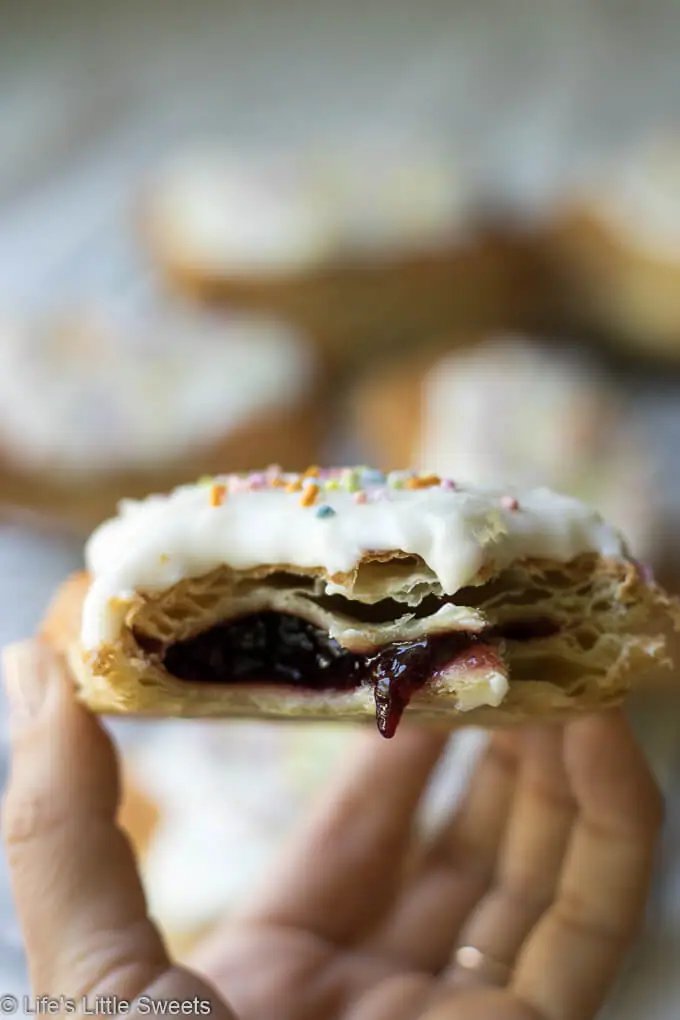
[265,464,282,479]
[631,557,655,584]
[440,479,456,491]
[244,471,267,491]
[230,476,252,493]
[354,491,368,504]
[500,494,519,510]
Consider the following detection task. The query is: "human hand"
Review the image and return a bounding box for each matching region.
[2,640,662,1020]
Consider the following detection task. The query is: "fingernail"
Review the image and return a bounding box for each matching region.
[2,640,57,719]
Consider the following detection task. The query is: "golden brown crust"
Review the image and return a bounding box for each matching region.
[352,354,429,471]
[147,225,547,367]
[352,339,485,470]
[0,394,323,534]
[547,203,680,357]
[41,555,680,729]
[41,571,89,654]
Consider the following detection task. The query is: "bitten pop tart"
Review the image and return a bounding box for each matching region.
[43,467,679,737]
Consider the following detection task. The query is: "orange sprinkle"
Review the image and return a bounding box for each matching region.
[286,479,303,493]
[405,474,441,490]
[271,477,288,487]
[210,484,227,507]
[303,465,320,478]
[300,482,320,507]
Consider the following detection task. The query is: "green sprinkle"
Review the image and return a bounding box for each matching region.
[342,468,361,492]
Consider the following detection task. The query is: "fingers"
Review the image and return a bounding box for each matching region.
[362,729,521,972]
[1,639,231,1016]
[2,640,165,994]
[423,988,537,1020]
[450,725,575,981]
[512,710,662,1020]
[128,969,236,1019]
[242,723,449,945]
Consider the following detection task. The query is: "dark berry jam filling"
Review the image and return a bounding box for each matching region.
[149,611,556,738]
[157,612,492,738]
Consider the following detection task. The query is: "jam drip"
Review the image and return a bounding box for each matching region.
[159,612,480,738]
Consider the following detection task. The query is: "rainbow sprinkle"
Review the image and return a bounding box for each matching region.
[300,483,320,507]
[500,494,520,510]
[229,476,250,493]
[203,466,465,512]
[342,468,361,492]
[209,483,227,507]
[361,468,386,486]
[405,473,440,490]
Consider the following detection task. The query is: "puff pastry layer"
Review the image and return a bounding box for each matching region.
[42,469,679,735]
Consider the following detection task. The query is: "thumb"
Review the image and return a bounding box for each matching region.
[1,639,236,1017]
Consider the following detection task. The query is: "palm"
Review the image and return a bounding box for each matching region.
[205,918,548,1020]
[192,721,659,1020]
[204,922,500,1019]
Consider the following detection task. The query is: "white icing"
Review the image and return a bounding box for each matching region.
[580,138,680,260]
[149,143,473,274]
[0,300,313,475]
[418,335,653,557]
[128,721,353,931]
[82,474,625,650]
[150,154,338,274]
[455,671,509,712]
[313,144,473,255]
